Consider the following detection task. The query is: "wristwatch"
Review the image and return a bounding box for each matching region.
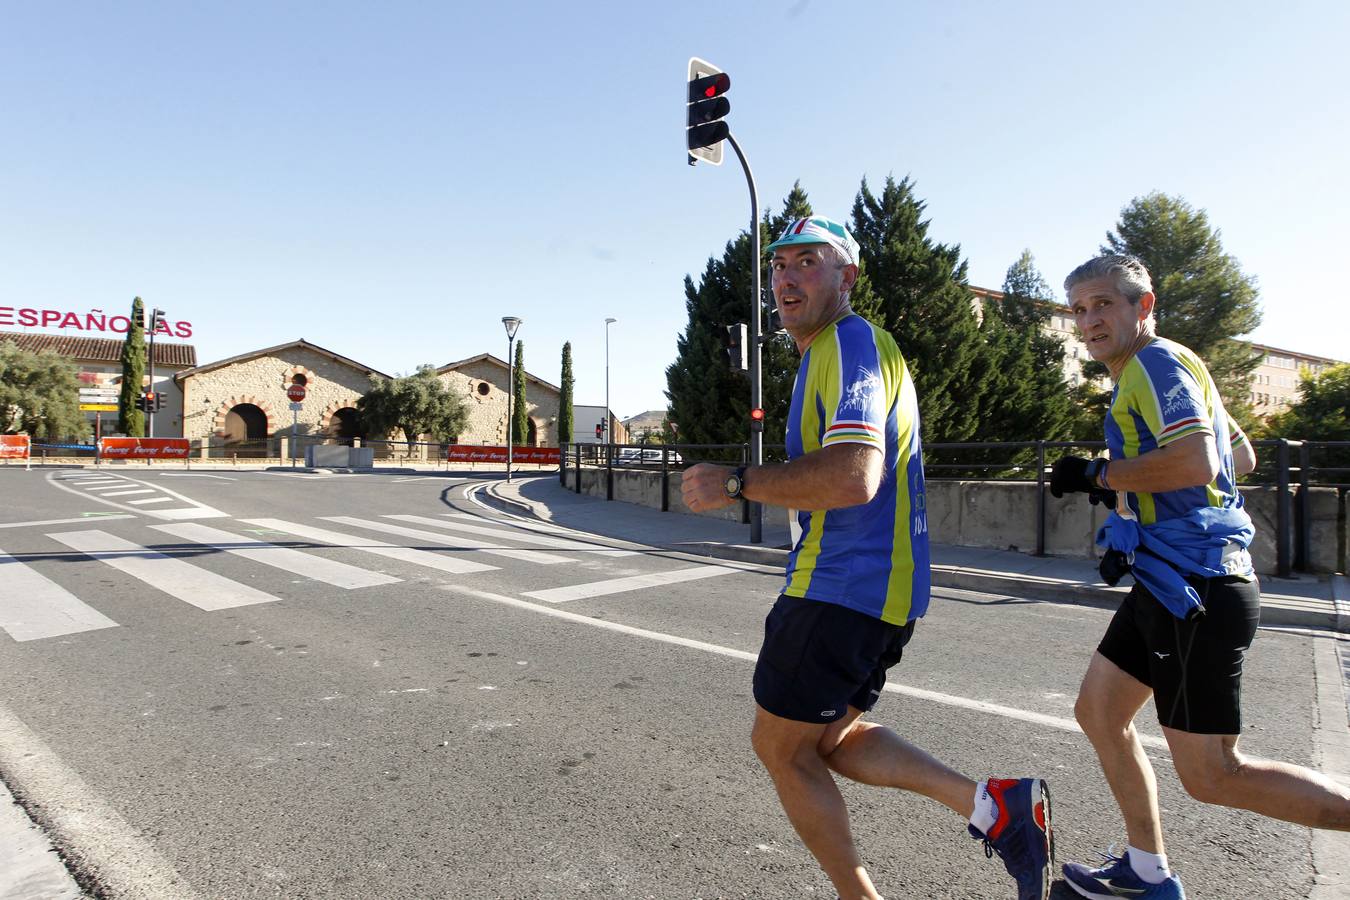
[724,466,748,500]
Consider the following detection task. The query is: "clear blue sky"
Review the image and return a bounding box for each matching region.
[3,1,1345,420]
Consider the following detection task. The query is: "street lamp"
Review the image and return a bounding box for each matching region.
[502,316,522,482]
[604,317,617,457]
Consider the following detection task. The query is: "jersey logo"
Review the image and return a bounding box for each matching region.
[1162,380,1190,415]
[841,368,881,413]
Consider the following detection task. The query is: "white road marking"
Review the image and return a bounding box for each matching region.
[521,564,734,604]
[150,523,402,590]
[0,550,119,641]
[390,514,638,556]
[47,530,277,611]
[241,518,498,575]
[100,489,156,496]
[0,515,136,530]
[324,516,572,565]
[128,497,175,505]
[45,471,228,520]
[159,474,236,480]
[446,585,1168,748]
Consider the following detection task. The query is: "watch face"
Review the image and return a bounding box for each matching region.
[725,474,741,496]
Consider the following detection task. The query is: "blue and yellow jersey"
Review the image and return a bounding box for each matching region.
[1107,337,1247,526]
[783,314,930,625]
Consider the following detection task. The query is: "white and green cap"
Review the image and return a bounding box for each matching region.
[767,216,860,266]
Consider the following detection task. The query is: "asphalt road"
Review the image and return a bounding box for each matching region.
[0,465,1343,899]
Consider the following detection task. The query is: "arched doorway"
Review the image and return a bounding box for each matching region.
[526,418,538,446]
[331,407,364,445]
[223,403,268,455]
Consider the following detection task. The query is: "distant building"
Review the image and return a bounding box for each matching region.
[1,330,196,438]
[1247,343,1343,415]
[968,287,1095,387]
[437,353,561,446]
[573,404,628,444]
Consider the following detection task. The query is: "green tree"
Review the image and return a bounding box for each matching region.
[512,341,528,445]
[1261,364,1350,442]
[356,365,469,453]
[118,296,146,436]
[558,342,574,445]
[1104,192,1262,426]
[0,341,91,440]
[850,175,984,445]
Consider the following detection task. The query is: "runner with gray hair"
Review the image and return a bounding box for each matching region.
[1052,253,1350,900]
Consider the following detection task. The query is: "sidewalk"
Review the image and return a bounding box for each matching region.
[490,475,1348,633]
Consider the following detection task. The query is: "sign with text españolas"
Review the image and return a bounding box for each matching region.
[0,307,193,338]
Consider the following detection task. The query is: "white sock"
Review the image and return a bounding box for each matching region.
[1126,846,1171,884]
[969,781,999,835]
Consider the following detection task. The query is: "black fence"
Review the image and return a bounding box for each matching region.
[562,439,1349,576]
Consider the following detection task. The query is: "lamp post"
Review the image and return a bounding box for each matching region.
[604,317,617,454]
[502,316,522,482]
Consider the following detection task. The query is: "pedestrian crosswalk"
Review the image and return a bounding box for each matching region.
[46,471,228,520]
[0,513,744,642]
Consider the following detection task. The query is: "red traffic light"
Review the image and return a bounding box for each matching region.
[687,72,730,103]
[750,408,764,421]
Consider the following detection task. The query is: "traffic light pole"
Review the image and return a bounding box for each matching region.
[146,316,156,437]
[726,133,763,544]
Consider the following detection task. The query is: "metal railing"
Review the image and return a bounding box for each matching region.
[560,438,1348,574]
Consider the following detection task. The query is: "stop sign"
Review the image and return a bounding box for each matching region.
[286,383,307,402]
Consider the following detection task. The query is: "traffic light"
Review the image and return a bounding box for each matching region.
[726,323,748,372]
[595,422,604,439]
[152,391,164,412]
[749,407,765,433]
[687,58,730,165]
[136,392,164,412]
[150,308,165,335]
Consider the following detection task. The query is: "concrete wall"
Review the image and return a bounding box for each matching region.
[560,467,1345,576]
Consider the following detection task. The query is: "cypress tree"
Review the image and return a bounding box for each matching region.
[558,342,574,445]
[118,297,146,436]
[512,341,528,445]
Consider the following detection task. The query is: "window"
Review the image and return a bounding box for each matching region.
[476,382,490,396]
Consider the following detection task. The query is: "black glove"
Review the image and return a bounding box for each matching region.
[1098,548,1132,586]
[1050,455,1117,507]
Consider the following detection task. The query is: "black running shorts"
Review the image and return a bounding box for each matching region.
[1097,574,1262,734]
[753,593,916,724]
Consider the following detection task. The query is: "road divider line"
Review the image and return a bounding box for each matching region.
[0,550,119,641]
[446,585,1168,749]
[47,530,278,611]
[521,564,735,604]
[0,703,205,900]
[387,514,639,556]
[150,523,402,590]
[0,515,136,530]
[240,518,499,575]
[324,516,573,565]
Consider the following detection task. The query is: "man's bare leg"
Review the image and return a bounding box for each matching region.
[1073,652,1166,853]
[751,705,881,900]
[1166,729,1350,829]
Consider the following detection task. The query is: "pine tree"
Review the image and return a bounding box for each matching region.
[850,175,983,445]
[1104,192,1262,425]
[512,341,528,445]
[558,342,574,445]
[117,297,146,436]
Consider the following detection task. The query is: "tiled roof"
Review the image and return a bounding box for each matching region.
[0,331,197,368]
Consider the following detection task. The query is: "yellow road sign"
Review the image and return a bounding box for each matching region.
[79,403,118,412]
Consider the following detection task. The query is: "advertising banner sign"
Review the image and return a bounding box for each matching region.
[445,446,560,464]
[98,437,191,459]
[0,435,31,459]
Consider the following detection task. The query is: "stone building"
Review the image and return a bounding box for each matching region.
[437,353,561,447]
[1,330,196,438]
[175,339,387,448]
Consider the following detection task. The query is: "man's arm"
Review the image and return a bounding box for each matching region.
[1231,427,1257,476]
[680,444,882,513]
[1103,431,1219,493]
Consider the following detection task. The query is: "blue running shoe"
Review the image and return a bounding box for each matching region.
[1062,850,1185,899]
[968,777,1053,900]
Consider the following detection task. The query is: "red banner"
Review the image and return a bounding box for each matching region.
[0,435,31,460]
[98,437,191,459]
[445,445,560,464]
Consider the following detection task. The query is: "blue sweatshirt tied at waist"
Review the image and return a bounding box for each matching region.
[1095,506,1254,621]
